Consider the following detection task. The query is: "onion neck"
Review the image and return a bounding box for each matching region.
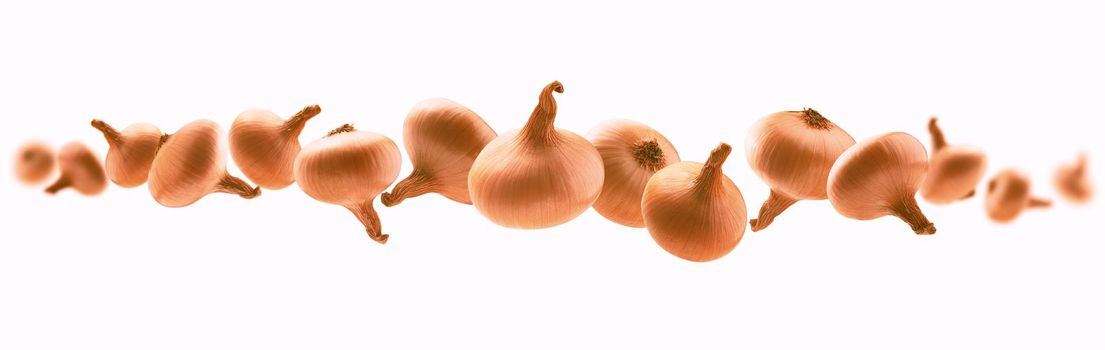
[282,104,321,137]
[91,119,122,146]
[214,173,261,199]
[1028,197,1052,208]
[44,176,70,195]
[693,143,732,194]
[928,117,947,151]
[349,200,389,244]
[889,196,936,235]
[750,190,798,232]
[381,172,437,207]
[632,139,666,172]
[520,81,564,145]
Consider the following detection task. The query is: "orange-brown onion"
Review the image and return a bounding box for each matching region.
[148,119,260,207]
[586,119,680,228]
[294,124,401,244]
[14,141,55,185]
[642,143,746,262]
[229,104,321,190]
[986,168,1051,223]
[1054,152,1093,204]
[382,98,496,206]
[91,119,166,188]
[745,108,855,231]
[45,142,107,196]
[827,132,936,235]
[919,117,988,204]
[468,81,604,229]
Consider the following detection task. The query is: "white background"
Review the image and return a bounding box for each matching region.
[1,1,1103,349]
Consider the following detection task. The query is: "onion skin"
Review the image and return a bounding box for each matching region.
[587,119,680,228]
[148,119,260,208]
[642,143,746,262]
[745,108,855,231]
[91,120,165,188]
[14,141,55,185]
[381,98,496,206]
[45,142,107,196]
[229,104,320,190]
[986,169,1051,223]
[919,117,988,204]
[468,81,605,229]
[294,124,401,244]
[1054,153,1093,204]
[827,132,936,235]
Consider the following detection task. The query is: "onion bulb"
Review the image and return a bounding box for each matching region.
[468,81,604,229]
[229,104,321,190]
[294,124,401,244]
[586,119,680,227]
[919,117,987,204]
[745,108,855,232]
[1054,153,1093,204]
[641,143,746,262]
[14,141,55,185]
[91,119,167,188]
[45,142,107,196]
[986,168,1051,223]
[148,119,260,207]
[381,98,496,206]
[827,132,936,235]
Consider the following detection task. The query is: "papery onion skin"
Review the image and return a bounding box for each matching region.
[148,119,260,208]
[14,141,55,185]
[381,98,496,206]
[45,142,107,196]
[294,124,401,244]
[1054,153,1093,204]
[986,169,1051,223]
[827,132,936,235]
[642,143,746,262]
[919,117,988,204]
[468,81,605,229]
[229,104,320,190]
[745,108,855,231]
[587,119,680,228]
[91,119,165,188]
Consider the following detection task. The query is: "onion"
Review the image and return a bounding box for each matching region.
[294,124,401,244]
[148,119,260,207]
[1054,152,1093,204]
[468,81,604,229]
[45,142,107,196]
[91,119,167,188]
[986,168,1051,223]
[14,141,56,185]
[745,108,855,231]
[919,117,987,204]
[586,119,680,228]
[827,132,936,235]
[641,143,747,262]
[381,98,496,206]
[229,104,321,190]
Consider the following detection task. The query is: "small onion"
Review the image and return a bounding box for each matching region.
[14,141,56,185]
[294,124,401,244]
[642,143,747,262]
[91,119,167,188]
[586,119,680,228]
[45,142,107,196]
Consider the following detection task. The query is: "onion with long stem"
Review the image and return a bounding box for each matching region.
[468,81,604,229]
[229,104,320,190]
[919,117,987,204]
[745,108,855,231]
[827,132,936,235]
[91,119,167,188]
[295,124,401,244]
[148,119,260,207]
[382,98,496,206]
